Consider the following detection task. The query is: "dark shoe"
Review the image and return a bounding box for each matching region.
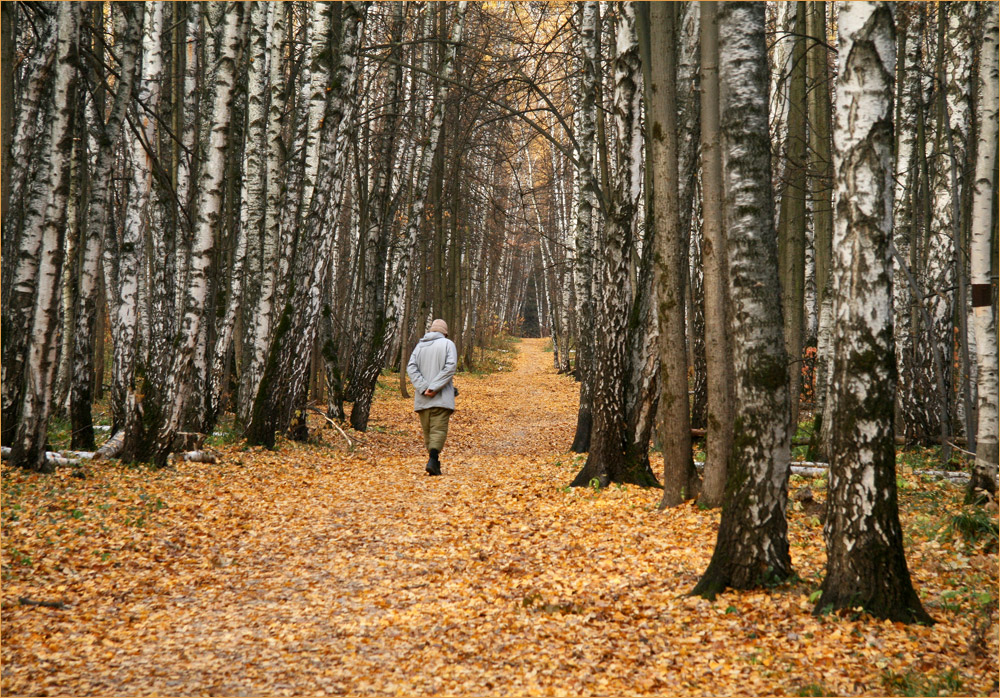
[425,449,441,476]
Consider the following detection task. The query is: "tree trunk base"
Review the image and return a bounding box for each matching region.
[691,552,794,601]
[569,452,660,488]
[966,443,999,504]
[814,578,934,625]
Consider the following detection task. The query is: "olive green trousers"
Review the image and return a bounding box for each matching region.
[418,407,453,451]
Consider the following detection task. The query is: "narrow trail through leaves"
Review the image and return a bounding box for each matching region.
[2,339,997,696]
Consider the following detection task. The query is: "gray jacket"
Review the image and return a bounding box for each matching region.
[406,331,457,411]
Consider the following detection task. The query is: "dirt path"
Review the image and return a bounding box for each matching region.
[2,339,996,696]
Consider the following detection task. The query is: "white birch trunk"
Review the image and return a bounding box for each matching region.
[239,2,288,423]
[245,3,368,445]
[54,124,83,417]
[139,1,172,389]
[570,2,655,488]
[1,19,60,445]
[300,2,332,218]
[70,4,143,450]
[892,3,923,444]
[950,4,977,447]
[817,1,931,624]
[10,3,80,471]
[570,1,600,453]
[174,2,200,316]
[113,2,165,435]
[923,8,958,448]
[147,2,241,463]
[692,1,792,597]
[0,17,57,308]
[211,0,268,417]
[768,0,794,201]
[968,3,1000,501]
[349,1,405,396]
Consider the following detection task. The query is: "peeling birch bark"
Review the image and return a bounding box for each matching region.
[967,3,1000,503]
[691,1,793,598]
[816,1,931,625]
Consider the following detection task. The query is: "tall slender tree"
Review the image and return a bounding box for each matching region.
[570,1,600,454]
[70,4,144,450]
[777,1,808,431]
[647,2,696,506]
[807,0,834,460]
[697,1,734,509]
[815,1,932,624]
[1,14,61,447]
[967,2,999,504]
[239,1,289,425]
[347,1,469,433]
[570,2,657,488]
[9,2,81,471]
[692,2,793,598]
[245,2,367,447]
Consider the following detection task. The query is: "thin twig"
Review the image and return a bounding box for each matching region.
[947,441,978,459]
[306,406,354,449]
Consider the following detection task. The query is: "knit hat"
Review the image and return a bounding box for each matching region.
[429,319,449,336]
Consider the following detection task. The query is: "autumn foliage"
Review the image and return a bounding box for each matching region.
[2,340,997,696]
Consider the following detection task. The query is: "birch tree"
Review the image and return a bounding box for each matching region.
[919,6,958,453]
[121,2,242,464]
[70,4,143,450]
[570,1,600,454]
[570,2,657,488]
[348,0,406,430]
[807,0,834,460]
[1,13,61,446]
[777,1,808,431]
[245,2,368,446]
[110,1,165,445]
[967,3,999,504]
[692,2,793,598]
[9,3,81,471]
[346,1,469,434]
[892,3,927,449]
[239,1,289,424]
[210,0,269,419]
[815,1,932,624]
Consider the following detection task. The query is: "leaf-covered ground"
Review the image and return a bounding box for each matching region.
[2,338,997,696]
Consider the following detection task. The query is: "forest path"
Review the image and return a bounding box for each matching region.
[3,339,995,696]
[440,337,575,460]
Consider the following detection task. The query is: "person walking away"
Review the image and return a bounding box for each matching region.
[406,319,457,475]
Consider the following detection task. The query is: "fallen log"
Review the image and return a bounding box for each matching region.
[3,438,219,468]
[790,466,830,477]
[170,450,218,464]
[786,462,969,482]
[693,460,971,482]
[92,430,124,460]
[1,447,82,468]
